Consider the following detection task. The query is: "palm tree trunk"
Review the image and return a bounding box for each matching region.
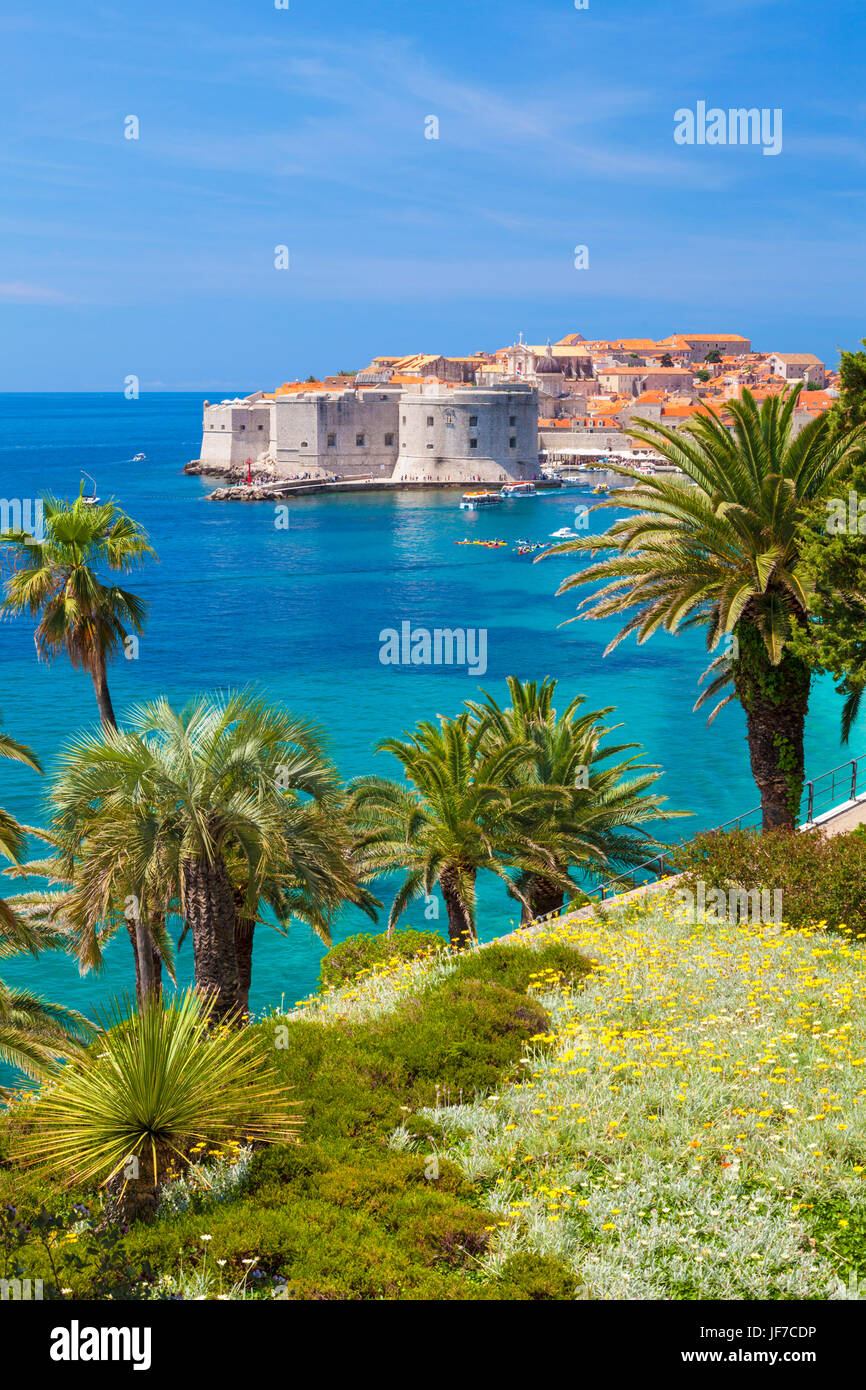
[438,863,476,948]
[182,854,240,1024]
[125,917,163,1005]
[89,653,117,730]
[733,622,811,832]
[519,874,564,925]
[125,918,142,1000]
[232,886,255,1021]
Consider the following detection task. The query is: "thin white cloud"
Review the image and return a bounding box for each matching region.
[0,281,76,304]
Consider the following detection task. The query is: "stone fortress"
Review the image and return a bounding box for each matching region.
[198,381,539,485]
[194,329,832,482]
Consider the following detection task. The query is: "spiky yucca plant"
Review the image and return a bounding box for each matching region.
[13,989,299,1215]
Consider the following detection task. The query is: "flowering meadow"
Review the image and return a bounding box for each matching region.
[422,901,866,1298]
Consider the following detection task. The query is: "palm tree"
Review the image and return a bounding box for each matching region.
[50,692,373,1021]
[0,491,156,728]
[228,796,378,1016]
[351,713,568,946]
[0,726,94,1091]
[466,677,685,920]
[546,388,866,830]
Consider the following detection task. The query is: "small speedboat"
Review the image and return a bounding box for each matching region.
[550,527,577,539]
[132,453,146,461]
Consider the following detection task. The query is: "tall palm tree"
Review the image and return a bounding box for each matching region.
[466,677,685,920]
[50,692,373,1021]
[1,491,156,728]
[351,712,568,946]
[547,389,866,830]
[0,726,94,1091]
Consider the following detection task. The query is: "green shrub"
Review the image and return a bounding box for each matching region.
[126,1144,494,1300]
[269,966,552,1143]
[318,928,445,990]
[669,827,866,934]
[452,941,590,994]
[494,1251,579,1300]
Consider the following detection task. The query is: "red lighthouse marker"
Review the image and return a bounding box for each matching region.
[246,457,252,486]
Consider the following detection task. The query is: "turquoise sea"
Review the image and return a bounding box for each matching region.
[0,393,858,1079]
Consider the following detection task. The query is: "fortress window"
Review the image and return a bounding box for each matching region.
[258,424,264,431]
[384,433,395,446]
[509,437,517,448]
[470,438,478,450]
[469,415,478,426]
[402,415,406,424]
[221,424,225,429]
[239,425,245,430]
[356,434,365,446]
[301,441,309,448]
[327,433,337,446]
[426,416,434,427]
[509,415,516,425]
[426,443,434,450]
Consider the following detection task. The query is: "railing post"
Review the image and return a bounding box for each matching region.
[807,780,814,822]
[853,759,858,801]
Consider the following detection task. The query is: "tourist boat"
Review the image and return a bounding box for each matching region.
[550,527,577,539]
[500,481,537,499]
[132,453,146,461]
[591,484,609,496]
[459,491,501,511]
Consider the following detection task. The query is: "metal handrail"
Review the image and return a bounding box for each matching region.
[591,752,866,903]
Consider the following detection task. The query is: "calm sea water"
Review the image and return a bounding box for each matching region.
[0,393,856,1081]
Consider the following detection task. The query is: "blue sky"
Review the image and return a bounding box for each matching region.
[0,0,864,389]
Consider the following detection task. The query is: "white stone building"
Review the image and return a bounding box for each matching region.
[196,382,539,483]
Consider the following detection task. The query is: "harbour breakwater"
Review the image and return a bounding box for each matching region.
[200,476,565,503]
